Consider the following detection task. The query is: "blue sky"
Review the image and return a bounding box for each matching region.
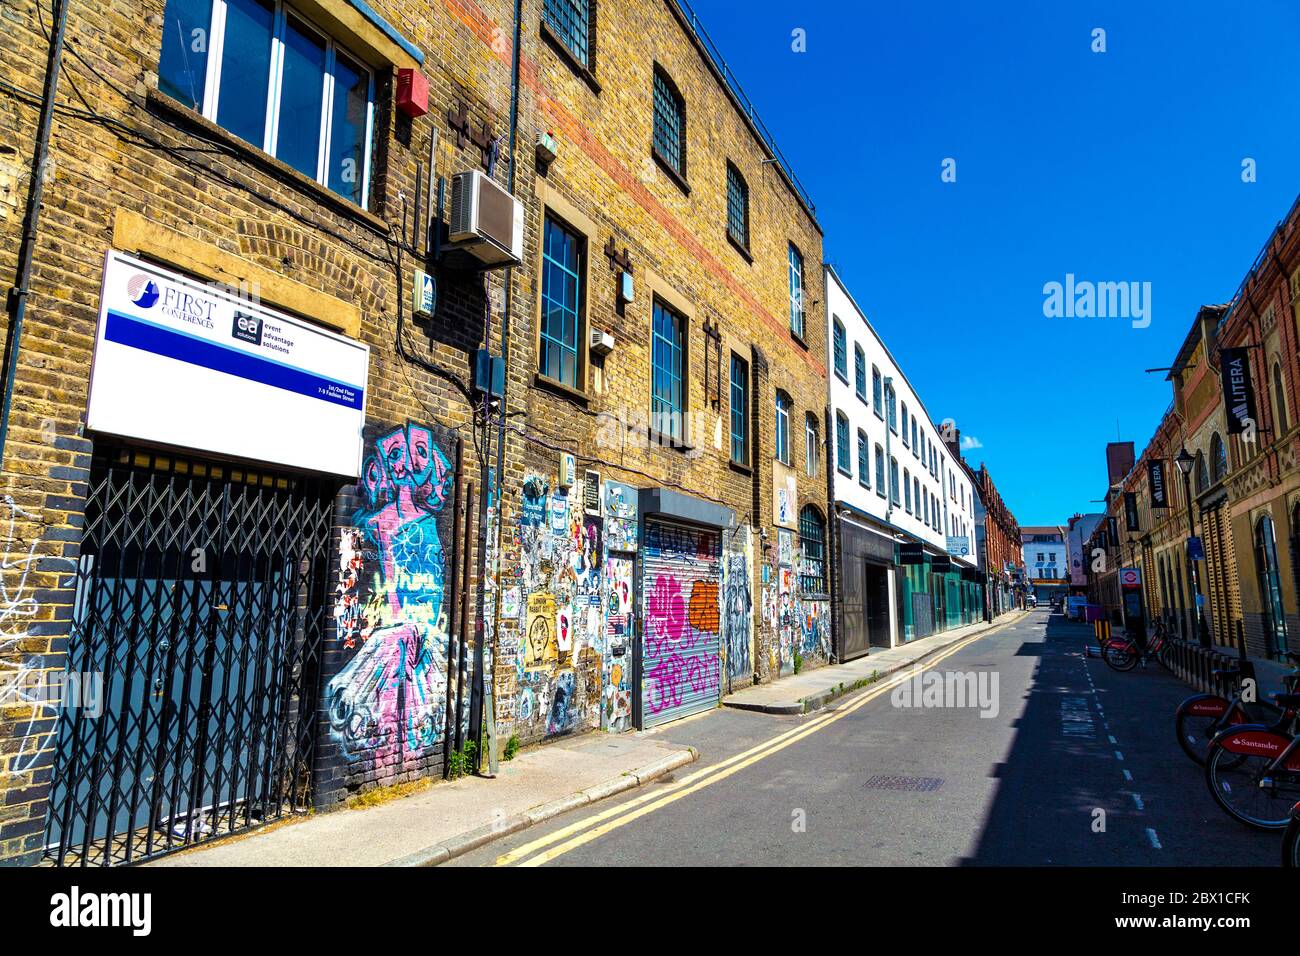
[687,0,1300,524]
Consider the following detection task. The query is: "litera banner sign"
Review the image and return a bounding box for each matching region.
[1147,459,1168,509]
[1221,346,1257,436]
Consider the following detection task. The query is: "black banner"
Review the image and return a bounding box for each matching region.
[1221,346,1257,436]
[1147,459,1168,508]
[1124,491,1140,532]
[1106,515,1119,550]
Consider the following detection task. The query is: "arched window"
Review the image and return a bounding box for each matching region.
[652,65,686,177]
[1255,514,1289,657]
[1211,433,1228,484]
[1194,451,1208,495]
[798,505,827,595]
[1274,362,1289,435]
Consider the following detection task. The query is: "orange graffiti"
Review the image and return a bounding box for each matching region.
[687,580,720,634]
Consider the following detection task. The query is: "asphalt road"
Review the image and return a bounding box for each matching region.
[453,609,1282,866]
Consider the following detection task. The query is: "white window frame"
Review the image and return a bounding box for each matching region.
[179,0,374,209]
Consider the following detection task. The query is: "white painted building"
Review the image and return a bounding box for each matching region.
[824,266,980,658]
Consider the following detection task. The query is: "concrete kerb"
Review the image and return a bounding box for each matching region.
[386,745,699,867]
[727,611,1030,717]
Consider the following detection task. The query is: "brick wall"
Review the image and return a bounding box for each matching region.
[0,0,516,862]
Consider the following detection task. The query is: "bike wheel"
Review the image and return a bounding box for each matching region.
[1103,643,1137,672]
[1154,640,1175,673]
[1205,743,1296,830]
[1285,814,1300,868]
[1175,707,1220,766]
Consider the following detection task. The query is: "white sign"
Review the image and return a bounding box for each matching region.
[414,268,436,316]
[87,251,370,477]
[946,535,970,556]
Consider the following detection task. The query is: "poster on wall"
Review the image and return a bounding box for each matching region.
[87,251,370,476]
[777,529,795,568]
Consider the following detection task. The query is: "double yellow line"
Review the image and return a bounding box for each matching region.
[495,625,999,866]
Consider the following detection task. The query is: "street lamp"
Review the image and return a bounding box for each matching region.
[1173,447,1211,647]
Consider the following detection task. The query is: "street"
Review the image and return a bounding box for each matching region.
[455,609,1280,866]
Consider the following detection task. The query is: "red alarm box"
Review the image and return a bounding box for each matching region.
[396,68,429,118]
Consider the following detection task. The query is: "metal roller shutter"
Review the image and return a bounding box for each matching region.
[640,519,722,728]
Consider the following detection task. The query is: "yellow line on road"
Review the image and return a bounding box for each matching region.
[501,622,1010,867]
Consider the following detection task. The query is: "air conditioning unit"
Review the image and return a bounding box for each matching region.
[448,170,524,266]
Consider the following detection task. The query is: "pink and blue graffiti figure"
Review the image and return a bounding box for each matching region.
[328,423,455,764]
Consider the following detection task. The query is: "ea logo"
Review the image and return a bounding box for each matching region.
[127,274,159,308]
[231,312,263,345]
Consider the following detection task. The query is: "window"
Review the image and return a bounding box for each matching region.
[915,478,921,519]
[1194,450,1208,494]
[539,215,584,388]
[159,0,375,207]
[901,402,909,447]
[798,506,827,594]
[729,352,748,465]
[875,444,886,498]
[904,468,912,512]
[806,413,819,476]
[652,66,686,177]
[889,456,900,505]
[1275,362,1289,434]
[872,366,883,418]
[911,416,919,455]
[1254,514,1290,657]
[775,391,791,464]
[855,346,867,401]
[886,383,897,432]
[726,162,749,249]
[832,319,847,381]
[1211,432,1228,484]
[788,244,805,338]
[835,412,850,474]
[543,0,592,68]
[651,300,685,440]
[857,431,869,487]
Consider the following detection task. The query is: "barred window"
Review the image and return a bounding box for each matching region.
[799,505,827,595]
[726,162,749,249]
[542,0,591,68]
[653,67,686,177]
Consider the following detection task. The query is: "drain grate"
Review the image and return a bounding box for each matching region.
[864,774,944,792]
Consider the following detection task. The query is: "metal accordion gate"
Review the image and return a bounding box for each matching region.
[44,445,335,866]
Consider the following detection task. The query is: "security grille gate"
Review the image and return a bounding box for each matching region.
[639,519,722,728]
[45,446,335,866]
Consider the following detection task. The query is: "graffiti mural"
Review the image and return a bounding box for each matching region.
[777,566,796,675]
[328,421,456,770]
[641,522,721,723]
[0,496,52,775]
[722,529,752,689]
[799,598,831,661]
[601,554,634,731]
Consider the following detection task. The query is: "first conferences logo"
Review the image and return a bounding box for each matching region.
[49,886,151,937]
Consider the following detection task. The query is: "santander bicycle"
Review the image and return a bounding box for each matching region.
[1102,618,1173,673]
[1285,803,1300,867]
[1204,663,1300,830]
[1175,655,1300,765]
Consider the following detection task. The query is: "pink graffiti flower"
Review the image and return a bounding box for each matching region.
[647,574,686,649]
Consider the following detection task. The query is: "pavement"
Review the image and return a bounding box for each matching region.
[452,608,1281,866]
[721,609,1029,715]
[147,731,696,867]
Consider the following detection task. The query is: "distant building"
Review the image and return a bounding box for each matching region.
[1022,526,1069,602]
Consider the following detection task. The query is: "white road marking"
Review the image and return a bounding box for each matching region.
[1114,750,1124,761]
[1146,828,1162,849]
[1123,769,1133,782]
[1129,792,1144,810]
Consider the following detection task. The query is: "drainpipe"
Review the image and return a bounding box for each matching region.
[1,0,68,464]
[473,0,523,776]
